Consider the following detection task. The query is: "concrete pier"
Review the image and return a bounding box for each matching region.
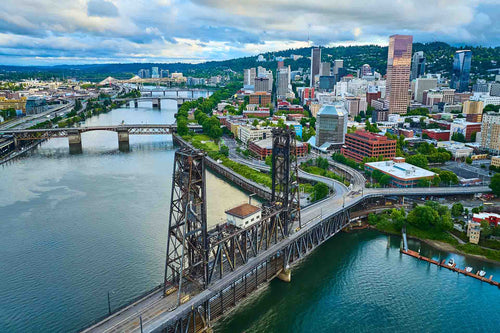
[68,131,82,154]
[278,267,291,282]
[134,99,138,108]
[117,129,130,152]
[152,98,161,109]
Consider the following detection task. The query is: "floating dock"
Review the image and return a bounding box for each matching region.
[401,248,500,288]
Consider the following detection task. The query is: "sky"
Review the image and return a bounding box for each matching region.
[0,0,498,66]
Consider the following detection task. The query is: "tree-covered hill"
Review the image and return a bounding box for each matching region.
[0,42,497,82]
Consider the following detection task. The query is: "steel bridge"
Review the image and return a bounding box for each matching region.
[0,124,202,152]
[80,129,491,333]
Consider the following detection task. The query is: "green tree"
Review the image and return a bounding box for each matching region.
[312,182,329,201]
[407,205,440,229]
[451,203,464,217]
[490,174,500,196]
[176,117,189,136]
[252,119,259,127]
[465,157,472,164]
[219,145,229,157]
[379,175,391,186]
[406,154,428,169]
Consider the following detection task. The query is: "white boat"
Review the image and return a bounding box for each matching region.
[465,266,473,273]
[478,270,486,277]
[447,258,455,267]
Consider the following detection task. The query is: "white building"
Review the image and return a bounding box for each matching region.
[226,203,261,228]
[238,125,273,144]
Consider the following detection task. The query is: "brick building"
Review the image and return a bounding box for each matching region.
[341,130,396,162]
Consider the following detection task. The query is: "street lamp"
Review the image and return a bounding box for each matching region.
[107,290,115,315]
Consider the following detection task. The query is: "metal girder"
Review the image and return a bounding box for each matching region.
[271,128,300,236]
[164,148,209,298]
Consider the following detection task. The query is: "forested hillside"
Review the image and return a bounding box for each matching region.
[0,42,497,82]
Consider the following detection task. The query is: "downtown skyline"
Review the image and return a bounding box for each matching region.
[0,0,499,65]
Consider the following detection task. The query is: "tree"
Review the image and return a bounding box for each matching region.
[176,117,189,136]
[407,205,440,229]
[490,174,500,196]
[312,182,329,201]
[480,220,493,240]
[252,119,259,127]
[465,157,472,164]
[265,154,272,166]
[354,115,362,122]
[451,203,464,217]
[219,145,229,157]
[406,154,428,169]
[379,175,391,186]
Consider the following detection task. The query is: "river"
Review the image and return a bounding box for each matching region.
[1,98,499,332]
[0,98,260,332]
[215,230,500,332]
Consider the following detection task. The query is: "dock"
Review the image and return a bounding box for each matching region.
[400,228,499,288]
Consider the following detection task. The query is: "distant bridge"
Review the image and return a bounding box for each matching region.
[0,124,202,152]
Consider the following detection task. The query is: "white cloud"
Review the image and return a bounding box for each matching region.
[0,0,496,65]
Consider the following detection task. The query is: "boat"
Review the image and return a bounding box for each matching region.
[447,258,455,266]
[465,266,473,273]
[478,270,486,277]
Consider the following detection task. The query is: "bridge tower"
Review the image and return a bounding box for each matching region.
[270,127,301,236]
[163,148,208,300]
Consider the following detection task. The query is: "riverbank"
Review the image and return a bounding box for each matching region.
[369,224,500,265]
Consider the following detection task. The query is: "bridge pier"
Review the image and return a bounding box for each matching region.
[13,136,19,150]
[152,98,161,109]
[117,129,130,152]
[134,99,138,108]
[277,267,291,282]
[68,131,82,154]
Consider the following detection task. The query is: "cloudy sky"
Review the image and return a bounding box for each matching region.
[0,0,498,65]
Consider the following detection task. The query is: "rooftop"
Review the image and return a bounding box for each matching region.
[365,160,436,180]
[318,104,346,117]
[225,203,261,219]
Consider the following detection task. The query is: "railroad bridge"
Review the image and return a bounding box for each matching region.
[0,124,202,152]
[80,129,491,333]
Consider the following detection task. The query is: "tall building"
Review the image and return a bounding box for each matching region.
[491,83,500,97]
[243,68,256,87]
[481,112,500,154]
[360,64,372,77]
[310,47,321,87]
[254,77,270,93]
[341,130,396,162]
[320,62,331,76]
[333,60,343,75]
[414,77,437,103]
[257,66,273,92]
[451,50,472,93]
[316,104,348,146]
[277,66,291,99]
[463,100,484,123]
[151,67,159,79]
[411,51,425,80]
[138,69,150,78]
[386,35,413,114]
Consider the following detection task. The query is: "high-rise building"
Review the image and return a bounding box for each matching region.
[481,112,500,154]
[386,35,413,114]
[414,78,437,103]
[411,51,425,80]
[151,67,159,79]
[160,69,169,78]
[320,62,331,76]
[360,64,372,77]
[138,69,151,78]
[310,47,321,87]
[451,50,472,93]
[254,77,270,93]
[257,66,273,92]
[243,68,256,87]
[316,104,348,146]
[472,79,489,93]
[333,60,343,75]
[277,66,291,99]
[319,76,336,91]
[491,83,500,97]
[463,100,484,123]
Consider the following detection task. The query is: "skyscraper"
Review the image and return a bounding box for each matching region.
[451,50,472,93]
[411,51,425,80]
[277,66,291,99]
[320,62,331,76]
[243,68,256,87]
[310,47,321,87]
[386,34,413,114]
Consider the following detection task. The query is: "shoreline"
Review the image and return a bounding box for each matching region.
[367,225,500,265]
